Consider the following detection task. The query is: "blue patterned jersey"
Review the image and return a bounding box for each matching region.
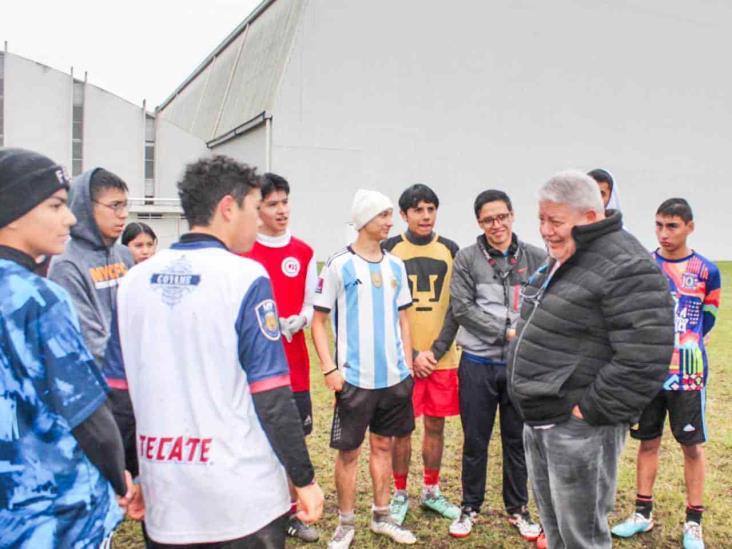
[0,255,122,548]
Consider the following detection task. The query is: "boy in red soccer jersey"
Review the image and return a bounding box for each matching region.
[243,172,319,542]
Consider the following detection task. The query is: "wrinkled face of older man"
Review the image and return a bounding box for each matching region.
[539,201,598,264]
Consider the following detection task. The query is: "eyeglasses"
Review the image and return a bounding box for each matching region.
[479,212,511,226]
[93,200,129,213]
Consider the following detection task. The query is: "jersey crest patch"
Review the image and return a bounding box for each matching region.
[150,256,201,307]
[255,299,281,341]
[281,257,301,277]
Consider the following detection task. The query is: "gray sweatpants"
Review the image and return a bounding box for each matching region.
[523,417,627,549]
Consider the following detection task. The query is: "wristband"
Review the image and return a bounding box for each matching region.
[323,367,338,377]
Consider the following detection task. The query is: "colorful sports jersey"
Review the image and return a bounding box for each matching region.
[0,252,121,548]
[314,247,412,389]
[105,236,291,544]
[654,250,721,391]
[244,231,316,392]
[382,232,459,371]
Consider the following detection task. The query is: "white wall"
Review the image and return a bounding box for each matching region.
[270,0,732,260]
[210,125,267,172]
[154,117,210,199]
[84,84,145,194]
[3,54,72,168]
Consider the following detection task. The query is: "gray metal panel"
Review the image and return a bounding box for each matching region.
[215,0,304,138]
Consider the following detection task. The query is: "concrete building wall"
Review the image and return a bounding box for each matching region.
[268,0,732,259]
[84,84,146,195]
[3,54,72,167]
[155,117,210,199]
[210,125,267,171]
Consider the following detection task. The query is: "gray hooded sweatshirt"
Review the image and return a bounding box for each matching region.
[49,169,134,369]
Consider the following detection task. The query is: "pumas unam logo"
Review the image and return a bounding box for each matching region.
[281,257,301,277]
[255,299,281,341]
[405,257,448,312]
[150,256,201,307]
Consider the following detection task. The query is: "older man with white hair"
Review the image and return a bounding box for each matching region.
[507,170,675,549]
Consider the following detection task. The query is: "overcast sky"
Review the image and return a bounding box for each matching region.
[1,0,262,108]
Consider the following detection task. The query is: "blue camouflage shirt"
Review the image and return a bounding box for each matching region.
[0,251,122,548]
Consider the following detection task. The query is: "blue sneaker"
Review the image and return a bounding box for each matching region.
[611,513,654,538]
[390,492,409,526]
[683,521,704,549]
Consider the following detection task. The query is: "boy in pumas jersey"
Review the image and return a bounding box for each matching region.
[104,156,323,547]
[312,189,417,548]
[381,184,461,525]
[242,172,319,542]
[612,199,721,549]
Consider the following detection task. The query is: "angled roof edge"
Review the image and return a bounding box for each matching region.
[156,0,279,113]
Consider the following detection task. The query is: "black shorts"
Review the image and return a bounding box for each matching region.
[630,389,707,446]
[292,390,313,436]
[330,376,415,451]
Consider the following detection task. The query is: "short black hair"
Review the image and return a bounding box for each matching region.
[657,197,693,223]
[473,189,512,218]
[398,183,439,212]
[121,221,158,246]
[261,172,290,200]
[178,155,260,227]
[90,168,128,202]
[587,168,614,193]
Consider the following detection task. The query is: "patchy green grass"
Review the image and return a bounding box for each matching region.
[117,263,732,548]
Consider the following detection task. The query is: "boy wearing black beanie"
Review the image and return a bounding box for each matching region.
[0,147,135,546]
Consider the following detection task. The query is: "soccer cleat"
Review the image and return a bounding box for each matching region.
[390,492,409,525]
[370,518,417,544]
[421,489,461,520]
[287,515,320,542]
[683,521,705,549]
[508,511,542,541]
[611,513,654,538]
[448,507,478,538]
[535,530,548,549]
[327,524,355,549]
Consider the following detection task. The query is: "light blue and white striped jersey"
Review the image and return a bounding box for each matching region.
[314,247,412,389]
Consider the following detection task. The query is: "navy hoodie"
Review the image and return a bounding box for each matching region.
[49,169,134,369]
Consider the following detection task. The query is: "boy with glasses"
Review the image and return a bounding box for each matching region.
[448,190,545,543]
[49,168,137,477]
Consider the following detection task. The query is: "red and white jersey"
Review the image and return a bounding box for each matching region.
[244,231,316,392]
[110,236,290,543]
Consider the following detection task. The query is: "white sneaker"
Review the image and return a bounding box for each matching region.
[327,525,355,549]
[683,521,705,549]
[449,507,478,538]
[370,518,417,544]
[508,511,542,541]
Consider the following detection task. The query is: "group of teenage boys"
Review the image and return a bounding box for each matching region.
[0,145,721,549]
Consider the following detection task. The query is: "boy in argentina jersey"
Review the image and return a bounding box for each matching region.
[0,148,132,548]
[613,198,721,549]
[242,173,319,543]
[381,184,461,525]
[312,189,417,548]
[104,156,322,547]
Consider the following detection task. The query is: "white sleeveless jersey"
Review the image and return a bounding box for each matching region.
[110,238,290,543]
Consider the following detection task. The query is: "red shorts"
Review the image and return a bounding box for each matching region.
[412,368,459,418]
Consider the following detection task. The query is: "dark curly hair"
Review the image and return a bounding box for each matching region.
[177,155,260,227]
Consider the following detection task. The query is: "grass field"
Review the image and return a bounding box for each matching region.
[117,262,732,548]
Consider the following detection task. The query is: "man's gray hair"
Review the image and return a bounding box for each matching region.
[538,170,604,212]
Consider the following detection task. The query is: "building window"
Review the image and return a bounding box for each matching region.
[72,80,84,175]
[144,115,155,199]
[0,52,5,147]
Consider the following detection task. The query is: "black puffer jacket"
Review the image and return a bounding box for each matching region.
[507,211,674,426]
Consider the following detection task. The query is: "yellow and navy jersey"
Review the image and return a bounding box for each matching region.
[383,232,459,370]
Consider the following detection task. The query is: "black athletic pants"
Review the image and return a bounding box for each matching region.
[458,353,528,514]
[144,512,289,549]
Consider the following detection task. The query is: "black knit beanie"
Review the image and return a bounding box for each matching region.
[0,148,71,228]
